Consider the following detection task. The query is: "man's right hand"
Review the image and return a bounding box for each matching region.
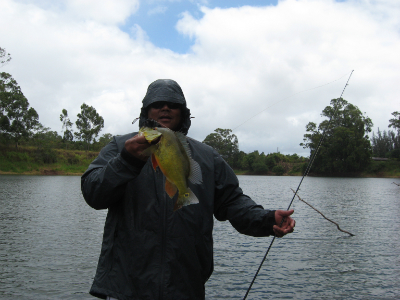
[124,134,152,161]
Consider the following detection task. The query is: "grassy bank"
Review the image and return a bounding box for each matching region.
[0,146,399,178]
[0,145,98,175]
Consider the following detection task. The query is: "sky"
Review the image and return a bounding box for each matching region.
[0,0,399,156]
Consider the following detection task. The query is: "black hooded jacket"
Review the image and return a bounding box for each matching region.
[81,80,276,300]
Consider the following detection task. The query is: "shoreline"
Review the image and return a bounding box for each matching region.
[1,170,399,179]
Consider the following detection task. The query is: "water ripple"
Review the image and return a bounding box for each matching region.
[0,175,399,299]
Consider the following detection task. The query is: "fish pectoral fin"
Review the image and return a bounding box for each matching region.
[151,154,158,170]
[141,145,158,157]
[173,201,181,212]
[165,179,178,198]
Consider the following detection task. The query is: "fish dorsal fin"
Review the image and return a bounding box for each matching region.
[175,132,203,185]
[188,158,202,184]
[174,131,188,149]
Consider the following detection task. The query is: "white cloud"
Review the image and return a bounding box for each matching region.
[65,0,140,24]
[12,0,140,24]
[175,0,400,154]
[1,0,399,156]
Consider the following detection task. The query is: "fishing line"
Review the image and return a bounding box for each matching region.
[232,71,351,131]
[242,70,354,300]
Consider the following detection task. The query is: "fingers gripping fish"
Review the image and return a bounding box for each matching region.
[139,124,203,211]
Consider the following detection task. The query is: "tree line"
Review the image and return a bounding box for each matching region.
[202,128,308,175]
[0,47,108,152]
[1,46,399,175]
[203,99,399,175]
[0,69,108,152]
[370,112,400,159]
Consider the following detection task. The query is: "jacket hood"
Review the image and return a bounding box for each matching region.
[138,79,191,135]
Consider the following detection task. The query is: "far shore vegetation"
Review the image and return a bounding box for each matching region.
[1,144,399,178]
[1,47,399,178]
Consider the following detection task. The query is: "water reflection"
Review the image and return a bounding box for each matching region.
[0,175,399,299]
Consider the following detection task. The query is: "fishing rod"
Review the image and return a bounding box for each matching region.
[242,70,354,300]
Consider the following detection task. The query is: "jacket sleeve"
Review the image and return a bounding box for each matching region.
[212,150,276,237]
[81,136,145,210]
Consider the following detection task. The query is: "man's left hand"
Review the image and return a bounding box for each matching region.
[273,209,295,237]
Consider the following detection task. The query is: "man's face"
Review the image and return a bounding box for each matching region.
[147,101,182,131]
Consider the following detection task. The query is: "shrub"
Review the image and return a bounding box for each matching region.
[252,162,269,174]
[368,161,386,173]
[6,151,31,162]
[36,148,57,164]
[272,165,285,175]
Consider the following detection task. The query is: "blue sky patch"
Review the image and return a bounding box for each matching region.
[120,1,278,53]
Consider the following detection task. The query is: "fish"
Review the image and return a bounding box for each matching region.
[139,122,203,211]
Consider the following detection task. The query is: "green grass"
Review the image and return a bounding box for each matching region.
[0,145,98,175]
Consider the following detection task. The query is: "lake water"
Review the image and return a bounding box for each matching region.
[0,175,399,299]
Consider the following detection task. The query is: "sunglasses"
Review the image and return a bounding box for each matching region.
[149,102,182,110]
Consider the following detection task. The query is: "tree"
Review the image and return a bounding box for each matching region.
[388,111,400,158]
[75,103,104,150]
[272,165,285,175]
[60,108,73,148]
[371,128,392,157]
[252,152,269,174]
[92,133,114,151]
[265,152,287,169]
[0,47,12,67]
[388,111,400,131]
[370,112,400,159]
[203,128,239,167]
[0,72,41,148]
[240,150,257,172]
[301,98,373,174]
[98,133,113,147]
[388,130,400,159]
[32,126,62,163]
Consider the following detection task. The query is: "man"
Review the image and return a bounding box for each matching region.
[81,79,295,300]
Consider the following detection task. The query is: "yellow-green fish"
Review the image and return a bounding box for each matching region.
[139,125,202,211]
